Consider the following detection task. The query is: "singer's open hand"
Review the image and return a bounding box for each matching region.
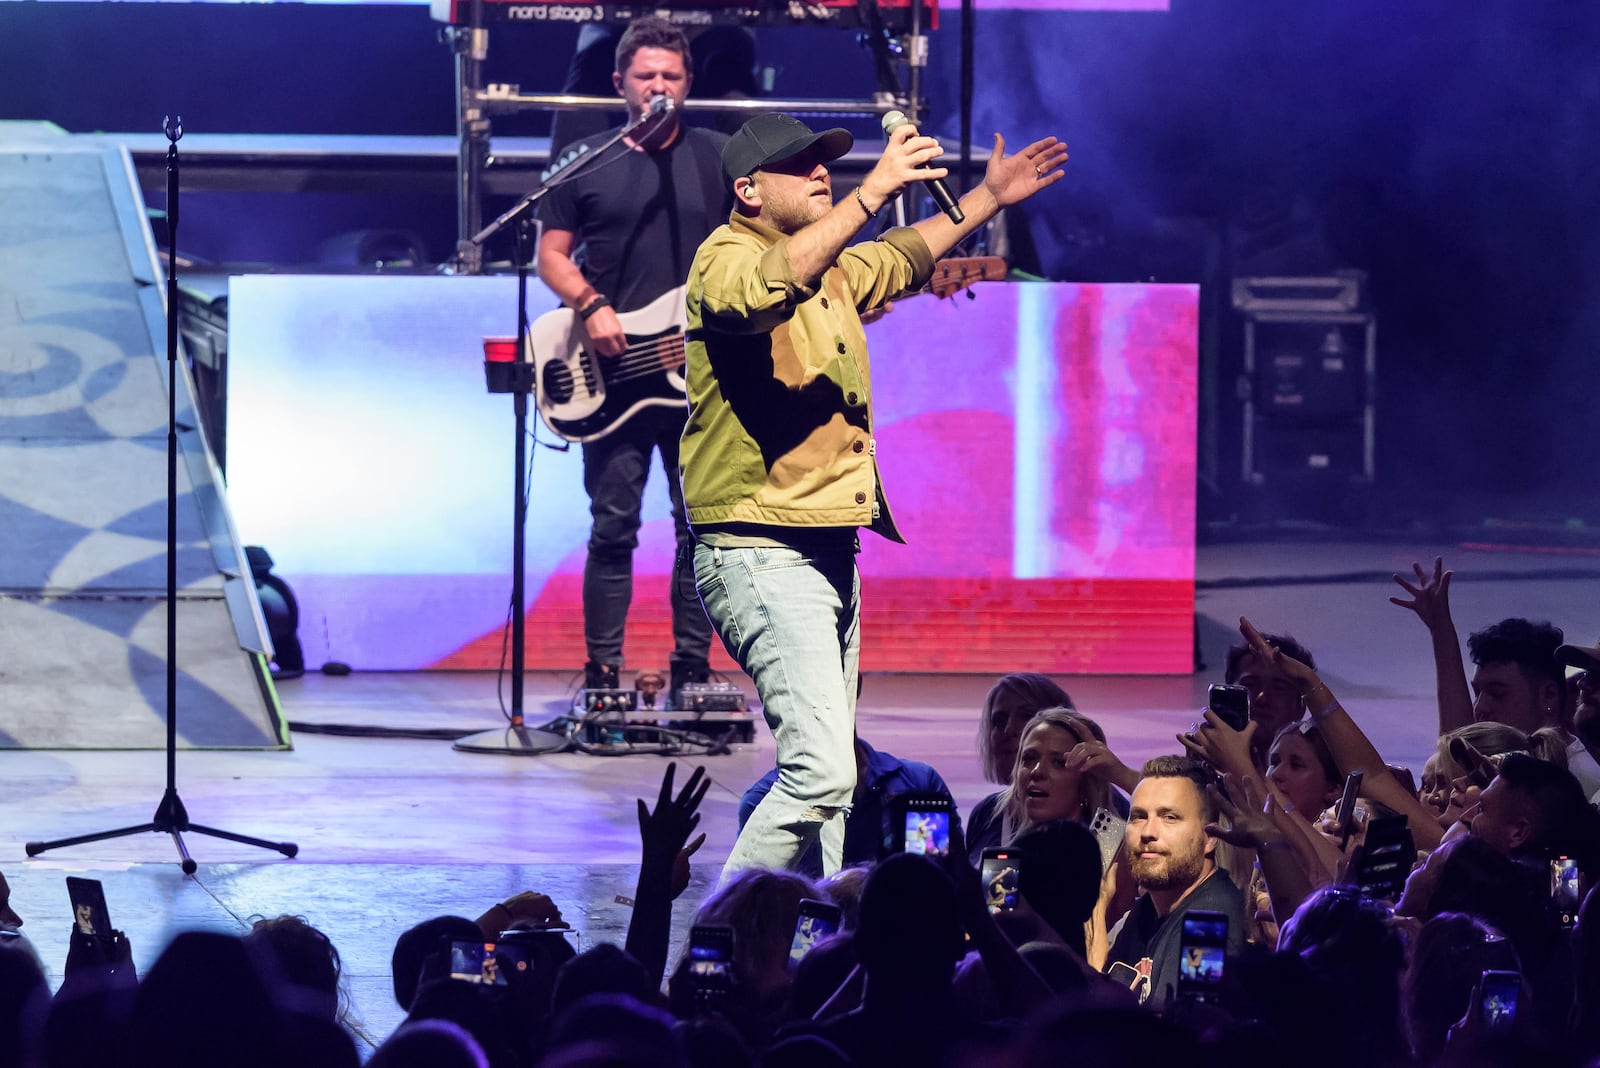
[984,134,1068,208]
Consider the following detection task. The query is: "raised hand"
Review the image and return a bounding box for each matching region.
[983,134,1068,208]
[1239,617,1320,691]
[637,762,711,887]
[1205,774,1288,852]
[1067,738,1140,794]
[1390,557,1454,632]
[1448,736,1502,789]
[1179,710,1259,782]
[499,890,569,930]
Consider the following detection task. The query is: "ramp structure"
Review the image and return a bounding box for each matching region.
[0,122,287,749]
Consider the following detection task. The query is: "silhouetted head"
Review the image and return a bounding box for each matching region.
[368,1019,488,1068]
[0,934,48,1068]
[546,993,685,1068]
[551,943,654,1019]
[854,854,964,993]
[129,931,282,1068]
[688,869,816,1007]
[246,914,343,1021]
[391,915,482,1010]
[1402,912,1521,1063]
[1012,819,1103,955]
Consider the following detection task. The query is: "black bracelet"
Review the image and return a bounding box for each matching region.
[853,187,877,220]
[578,296,610,321]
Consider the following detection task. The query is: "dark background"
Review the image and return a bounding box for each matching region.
[4,0,1597,532]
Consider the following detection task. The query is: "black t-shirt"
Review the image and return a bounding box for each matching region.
[1103,868,1246,1008]
[537,125,731,314]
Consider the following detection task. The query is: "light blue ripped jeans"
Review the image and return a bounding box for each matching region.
[694,541,859,880]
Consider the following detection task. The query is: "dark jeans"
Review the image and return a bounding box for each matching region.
[582,406,711,669]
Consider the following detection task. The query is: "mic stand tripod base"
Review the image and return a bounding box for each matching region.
[453,721,575,755]
[25,787,299,875]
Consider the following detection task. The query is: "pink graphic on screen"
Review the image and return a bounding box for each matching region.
[446,281,1196,673]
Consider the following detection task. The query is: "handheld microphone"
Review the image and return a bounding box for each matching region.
[649,95,674,116]
[881,110,963,224]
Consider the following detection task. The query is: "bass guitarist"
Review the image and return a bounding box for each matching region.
[536,16,729,699]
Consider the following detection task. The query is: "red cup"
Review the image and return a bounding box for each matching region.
[483,336,519,363]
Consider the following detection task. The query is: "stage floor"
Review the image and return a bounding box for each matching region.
[4,538,1596,1049]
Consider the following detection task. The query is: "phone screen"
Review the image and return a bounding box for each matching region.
[1478,970,1520,1035]
[980,849,1022,914]
[1206,684,1250,732]
[902,808,951,857]
[688,925,734,986]
[65,877,113,939]
[1354,814,1413,899]
[1176,910,1228,1002]
[1552,855,1581,927]
[789,899,843,967]
[449,941,508,986]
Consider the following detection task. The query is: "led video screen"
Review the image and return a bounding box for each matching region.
[227,274,1195,674]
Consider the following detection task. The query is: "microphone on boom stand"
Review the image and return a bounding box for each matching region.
[627,94,675,138]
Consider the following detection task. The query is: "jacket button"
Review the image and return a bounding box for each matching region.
[846,392,858,405]
[852,440,864,453]
[855,491,867,504]
[836,341,847,354]
[820,296,831,309]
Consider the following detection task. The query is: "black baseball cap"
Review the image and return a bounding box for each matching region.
[721,113,854,185]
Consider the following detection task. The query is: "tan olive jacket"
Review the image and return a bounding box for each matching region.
[680,210,935,543]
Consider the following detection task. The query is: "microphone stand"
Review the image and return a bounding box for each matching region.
[25,118,299,872]
[453,104,671,757]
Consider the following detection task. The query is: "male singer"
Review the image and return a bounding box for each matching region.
[536,17,728,700]
[681,112,1068,878]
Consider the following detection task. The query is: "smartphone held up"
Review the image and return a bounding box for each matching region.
[66,877,114,940]
[789,898,843,968]
[980,848,1022,914]
[1205,684,1250,733]
[883,792,956,858]
[1177,910,1229,1004]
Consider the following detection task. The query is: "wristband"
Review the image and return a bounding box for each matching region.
[578,296,610,321]
[853,187,878,220]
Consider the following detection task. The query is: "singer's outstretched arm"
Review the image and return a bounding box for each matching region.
[910,133,1068,261]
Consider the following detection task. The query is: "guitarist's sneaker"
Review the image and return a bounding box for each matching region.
[584,661,620,692]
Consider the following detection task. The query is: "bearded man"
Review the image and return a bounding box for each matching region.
[1104,755,1245,1006]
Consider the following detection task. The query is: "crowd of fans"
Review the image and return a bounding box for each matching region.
[3,556,1599,1066]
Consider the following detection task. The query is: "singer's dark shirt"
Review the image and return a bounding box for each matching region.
[538,125,730,314]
